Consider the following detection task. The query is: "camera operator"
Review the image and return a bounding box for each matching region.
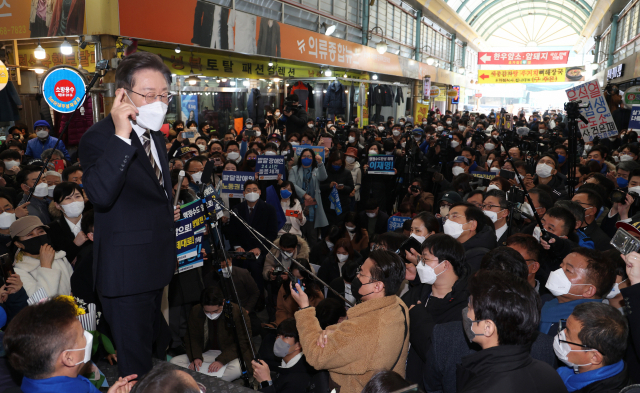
[602,168,640,237]
[282,94,308,136]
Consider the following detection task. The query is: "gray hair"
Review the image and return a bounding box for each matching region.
[45,171,62,179]
[617,160,640,172]
[41,149,65,160]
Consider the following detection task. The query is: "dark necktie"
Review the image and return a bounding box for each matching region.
[249,207,254,216]
[141,130,163,186]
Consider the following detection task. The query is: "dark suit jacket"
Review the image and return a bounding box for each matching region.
[48,218,81,263]
[79,115,175,297]
[356,210,390,236]
[204,265,260,312]
[424,321,557,393]
[227,199,278,253]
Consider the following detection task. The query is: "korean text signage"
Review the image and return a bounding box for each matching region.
[292,145,325,162]
[565,80,618,142]
[478,67,584,84]
[42,68,86,113]
[18,47,97,73]
[220,171,255,198]
[607,64,625,81]
[451,86,460,105]
[175,200,206,273]
[388,216,410,232]
[256,155,285,180]
[367,155,394,175]
[423,76,431,98]
[629,105,640,131]
[478,51,570,65]
[0,60,7,91]
[624,86,640,106]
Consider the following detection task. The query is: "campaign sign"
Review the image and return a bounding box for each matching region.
[566,80,618,142]
[292,145,325,162]
[256,155,285,180]
[181,94,198,124]
[0,60,7,92]
[42,67,87,113]
[388,216,410,232]
[220,171,255,198]
[471,171,497,180]
[629,105,640,132]
[175,200,207,273]
[367,154,395,175]
[203,184,224,220]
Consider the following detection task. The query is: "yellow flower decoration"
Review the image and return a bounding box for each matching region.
[56,295,86,316]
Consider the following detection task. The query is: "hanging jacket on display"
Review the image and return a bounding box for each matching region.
[369,84,384,106]
[349,85,355,113]
[247,88,266,124]
[383,85,394,107]
[290,81,311,111]
[256,18,281,57]
[395,86,404,105]
[305,83,315,109]
[0,81,21,122]
[323,81,346,115]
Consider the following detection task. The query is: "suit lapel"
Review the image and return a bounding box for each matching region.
[131,131,166,196]
[151,130,172,200]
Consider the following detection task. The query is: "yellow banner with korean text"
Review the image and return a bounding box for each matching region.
[477,66,585,84]
[17,47,97,72]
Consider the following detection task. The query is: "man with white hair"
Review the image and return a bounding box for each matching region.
[44,171,62,197]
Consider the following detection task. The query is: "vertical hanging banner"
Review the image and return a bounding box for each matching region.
[423,76,431,99]
[41,67,87,113]
[451,86,460,105]
[181,94,198,124]
[175,200,206,273]
[565,80,618,142]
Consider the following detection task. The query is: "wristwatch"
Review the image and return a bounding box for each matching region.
[260,380,273,389]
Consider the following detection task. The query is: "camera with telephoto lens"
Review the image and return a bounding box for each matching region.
[410,185,421,193]
[283,98,300,114]
[610,189,640,208]
[507,186,525,204]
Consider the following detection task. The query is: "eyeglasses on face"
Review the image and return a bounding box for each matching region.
[125,88,173,105]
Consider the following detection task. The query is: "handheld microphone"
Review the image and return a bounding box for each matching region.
[173,170,185,207]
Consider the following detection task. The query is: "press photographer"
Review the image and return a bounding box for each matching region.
[281,94,308,136]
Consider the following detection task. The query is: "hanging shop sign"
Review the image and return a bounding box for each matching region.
[435,87,446,102]
[607,63,625,81]
[624,86,640,106]
[41,67,87,113]
[121,3,423,78]
[478,51,570,65]
[18,47,98,73]
[142,46,363,80]
[429,86,440,97]
[565,80,618,142]
[451,86,460,104]
[0,60,7,91]
[423,76,431,98]
[478,66,585,84]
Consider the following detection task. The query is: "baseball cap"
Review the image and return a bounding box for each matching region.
[453,156,469,165]
[175,146,192,157]
[245,118,253,124]
[441,192,463,204]
[10,216,48,239]
[345,147,358,158]
[269,133,282,141]
[33,120,51,129]
[615,221,640,238]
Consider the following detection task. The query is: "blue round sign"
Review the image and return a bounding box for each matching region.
[42,67,87,113]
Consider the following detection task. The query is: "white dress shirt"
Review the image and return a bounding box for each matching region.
[116,122,163,178]
[280,352,303,369]
[65,216,82,237]
[495,223,508,242]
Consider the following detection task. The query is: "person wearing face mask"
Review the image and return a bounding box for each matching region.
[4,297,137,393]
[554,302,630,392]
[47,182,87,264]
[482,190,510,246]
[400,234,469,389]
[252,318,314,393]
[320,151,354,228]
[10,216,73,298]
[277,180,306,236]
[456,270,566,393]
[343,148,362,208]
[340,212,368,251]
[16,167,51,225]
[184,155,207,191]
[227,180,278,293]
[600,250,631,312]
[506,233,546,294]
[451,156,470,178]
[170,287,255,381]
[390,124,403,147]
[0,194,29,257]
[532,154,568,199]
[25,120,71,161]
[79,52,182,378]
[290,250,409,393]
[318,238,362,286]
[357,198,390,237]
[224,141,243,165]
[444,203,496,273]
[539,248,615,337]
[571,189,613,251]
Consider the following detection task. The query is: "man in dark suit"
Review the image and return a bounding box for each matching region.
[226,180,278,293]
[79,52,180,378]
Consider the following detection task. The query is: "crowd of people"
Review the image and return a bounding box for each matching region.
[1,51,640,393]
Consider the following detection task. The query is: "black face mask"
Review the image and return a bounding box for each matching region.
[351,276,376,303]
[176,127,184,132]
[247,160,256,168]
[19,233,51,255]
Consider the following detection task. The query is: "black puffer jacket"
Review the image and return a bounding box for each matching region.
[462,225,497,274]
[319,165,354,216]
